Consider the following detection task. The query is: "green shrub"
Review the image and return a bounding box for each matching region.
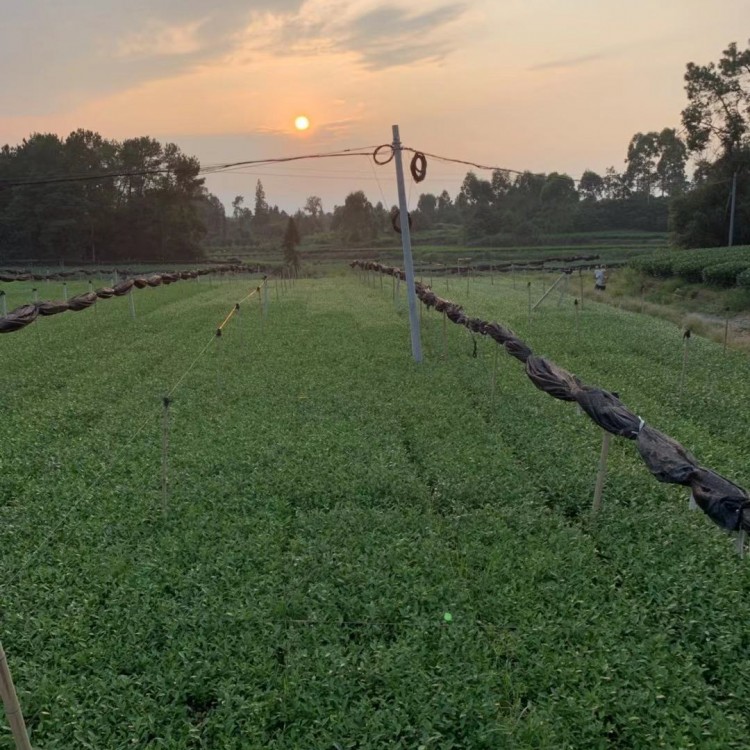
[737,267,750,288]
[702,260,750,286]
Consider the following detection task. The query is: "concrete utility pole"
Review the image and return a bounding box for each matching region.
[391,124,423,363]
[728,170,737,247]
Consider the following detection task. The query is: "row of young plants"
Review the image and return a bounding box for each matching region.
[629,245,750,287]
[1,275,749,747]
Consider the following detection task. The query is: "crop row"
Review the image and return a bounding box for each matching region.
[352,260,750,544]
[629,246,750,286]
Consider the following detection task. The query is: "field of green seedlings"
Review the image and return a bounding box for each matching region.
[1,271,750,748]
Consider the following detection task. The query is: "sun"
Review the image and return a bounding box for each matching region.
[294,115,310,131]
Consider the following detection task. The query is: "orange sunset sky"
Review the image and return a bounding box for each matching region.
[1,0,748,211]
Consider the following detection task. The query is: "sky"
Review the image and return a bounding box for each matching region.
[1,0,748,213]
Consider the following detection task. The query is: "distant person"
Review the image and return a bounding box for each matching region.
[594,266,607,291]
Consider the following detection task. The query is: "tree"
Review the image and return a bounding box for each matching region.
[579,170,605,201]
[331,191,376,242]
[253,179,269,228]
[681,40,750,157]
[282,217,301,273]
[625,132,660,195]
[654,128,688,197]
[304,195,323,218]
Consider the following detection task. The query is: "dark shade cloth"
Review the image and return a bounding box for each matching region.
[0,304,39,333]
[484,322,516,345]
[525,355,582,402]
[575,386,642,439]
[636,425,699,485]
[690,468,750,533]
[37,300,70,316]
[504,337,533,363]
[67,292,98,311]
[113,279,135,296]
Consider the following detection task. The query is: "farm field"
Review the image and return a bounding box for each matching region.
[1,271,750,748]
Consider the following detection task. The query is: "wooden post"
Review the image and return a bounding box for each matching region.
[161,397,171,517]
[679,330,690,398]
[592,431,612,513]
[490,343,499,403]
[0,642,33,750]
[527,281,532,325]
[737,530,746,559]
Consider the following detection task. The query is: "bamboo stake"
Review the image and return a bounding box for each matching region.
[679,330,691,399]
[737,530,746,559]
[532,273,566,310]
[62,282,68,302]
[574,298,579,336]
[490,343,499,403]
[511,263,515,290]
[578,269,584,309]
[32,288,38,303]
[161,397,171,517]
[0,292,6,317]
[592,431,612,513]
[527,281,532,325]
[258,287,263,331]
[442,311,447,357]
[128,288,136,320]
[0,641,33,750]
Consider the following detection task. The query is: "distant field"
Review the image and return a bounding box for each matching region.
[1,273,748,748]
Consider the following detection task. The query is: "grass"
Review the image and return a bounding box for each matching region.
[1,272,749,748]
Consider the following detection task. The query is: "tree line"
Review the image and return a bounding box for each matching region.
[1,39,748,264]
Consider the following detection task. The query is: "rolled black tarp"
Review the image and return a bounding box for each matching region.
[690,468,750,533]
[575,386,642,439]
[525,355,582,402]
[67,292,98,311]
[636,425,699,485]
[95,287,116,299]
[0,304,39,333]
[504,337,533,363]
[113,279,135,296]
[37,300,70,316]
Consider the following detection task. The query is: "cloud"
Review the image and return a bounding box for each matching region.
[527,52,608,72]
[243,1,470,70]
[0,1,305,115]
[115,19,209,59]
